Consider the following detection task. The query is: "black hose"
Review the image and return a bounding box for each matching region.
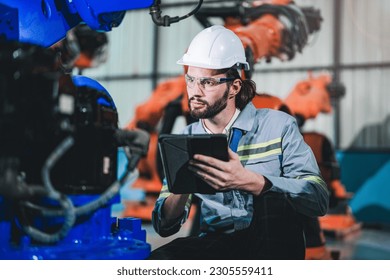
[150,0,204,26]
[18,136,77,243]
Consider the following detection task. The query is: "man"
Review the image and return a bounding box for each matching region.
[150,25,329,260]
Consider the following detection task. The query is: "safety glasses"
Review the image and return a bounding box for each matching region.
[185,74,234,91]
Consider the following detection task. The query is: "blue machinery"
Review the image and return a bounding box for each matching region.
[0,0,154,47]
[0,49,151,259]
[0,0,203,259]
[0,0,204,46]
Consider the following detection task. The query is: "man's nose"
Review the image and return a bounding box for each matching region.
[188,81,204,97]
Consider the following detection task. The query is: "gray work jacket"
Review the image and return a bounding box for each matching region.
[152,102,329,237]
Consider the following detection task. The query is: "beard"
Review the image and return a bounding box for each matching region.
[189,88,229,119]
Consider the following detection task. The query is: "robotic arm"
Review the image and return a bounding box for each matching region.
[0,0,154,47]
[0,0,169,258]
[284,72,345,126]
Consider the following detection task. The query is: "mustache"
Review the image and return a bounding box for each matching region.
[189,97,208,105]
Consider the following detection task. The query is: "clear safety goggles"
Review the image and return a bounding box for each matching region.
[185,74,234,91]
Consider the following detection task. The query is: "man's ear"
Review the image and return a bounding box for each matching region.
[229,80,242,98]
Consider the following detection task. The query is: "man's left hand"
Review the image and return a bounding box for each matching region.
[188,148,266,195]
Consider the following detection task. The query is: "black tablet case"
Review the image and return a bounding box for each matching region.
[158,134,228,194]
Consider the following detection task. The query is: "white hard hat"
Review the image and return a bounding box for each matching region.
[177,25,250,70]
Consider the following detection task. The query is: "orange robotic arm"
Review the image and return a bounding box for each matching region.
[121,76,189,219]
[226,14,285,63]
[284,73,332,122]
[283,73,350,204]
[124,75,188,193]
[126,75,188,130]
[284,72,345,123]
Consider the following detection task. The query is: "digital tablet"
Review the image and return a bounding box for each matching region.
[158,134,229,194]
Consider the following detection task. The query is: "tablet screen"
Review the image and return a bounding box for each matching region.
[158,134,228,194]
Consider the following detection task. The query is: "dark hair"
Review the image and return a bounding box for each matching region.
[215,68,256,110]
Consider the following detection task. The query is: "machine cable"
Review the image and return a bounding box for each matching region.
[18,136,77,244]
[150,0,204,26]
[17,129,149,243]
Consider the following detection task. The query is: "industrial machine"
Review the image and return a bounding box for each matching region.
[0,41,151,259]
[0,0,204,259]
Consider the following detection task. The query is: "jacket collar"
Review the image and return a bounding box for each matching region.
[232,102,256,133]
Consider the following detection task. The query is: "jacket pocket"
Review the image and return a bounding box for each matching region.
[242,154,282,176]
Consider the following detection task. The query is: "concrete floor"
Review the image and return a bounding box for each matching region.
[326,226,390,260]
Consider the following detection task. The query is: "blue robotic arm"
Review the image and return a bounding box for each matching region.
[0,0,156,259]
[0,0,204,259]
[0,0,154,47]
